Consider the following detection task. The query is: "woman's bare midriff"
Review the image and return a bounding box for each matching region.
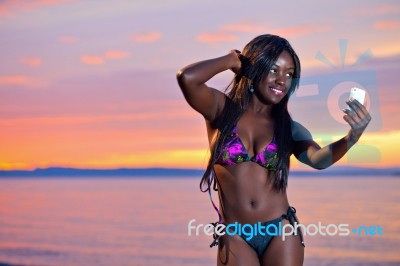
[214,163,289,225]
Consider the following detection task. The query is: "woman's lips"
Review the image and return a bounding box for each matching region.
[269,86,284,95]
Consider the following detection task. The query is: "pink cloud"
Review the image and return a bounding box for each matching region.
[0,75,29,85]
[197,32,238,43]
[59,35,79,44]
[80,50,129,65]
[373,20,400,30]
[20,56,43,67]
[80,55,104,65]
[219,23,266,33]
[130,31,161,43]
[273,24,333,38]
[0,0,75,17]
[202,23,332,42]
[104,50,130,60]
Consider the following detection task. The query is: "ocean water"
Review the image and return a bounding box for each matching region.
[0,176,399,266]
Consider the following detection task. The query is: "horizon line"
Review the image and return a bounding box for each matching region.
[0,165,399,171]
[0,165,399,178]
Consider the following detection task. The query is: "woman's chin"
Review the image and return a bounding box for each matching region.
[265,94,287,105]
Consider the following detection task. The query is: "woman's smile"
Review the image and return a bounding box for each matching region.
[269,86,285,95]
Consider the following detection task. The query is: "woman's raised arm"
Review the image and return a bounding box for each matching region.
[292,99,372,169]
[176,50,241,122]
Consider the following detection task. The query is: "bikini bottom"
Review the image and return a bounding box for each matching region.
[239,206,305,257]
[210,206,305,258]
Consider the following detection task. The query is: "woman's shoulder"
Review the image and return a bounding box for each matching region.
[290,120,313,142]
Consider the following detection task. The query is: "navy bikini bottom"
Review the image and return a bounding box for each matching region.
[210,206,305,258]
[239,206,305,257]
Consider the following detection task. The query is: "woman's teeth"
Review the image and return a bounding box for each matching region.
[270,87,283,95]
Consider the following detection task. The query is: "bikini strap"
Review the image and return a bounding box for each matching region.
[209,221,220,248]
[207,172,223,248]
[281,206,305,247]
[207,172,223,224]
[232,124,238,134]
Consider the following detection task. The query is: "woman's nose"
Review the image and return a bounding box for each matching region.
[275,74,285,85]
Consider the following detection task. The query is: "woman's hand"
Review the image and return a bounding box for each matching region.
[343,99,372,143]
[228,50,242,74]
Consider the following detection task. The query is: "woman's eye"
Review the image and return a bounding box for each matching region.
[286,72,293,77]
[270,69,277,73]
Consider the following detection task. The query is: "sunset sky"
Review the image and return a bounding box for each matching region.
[0,0,399,170]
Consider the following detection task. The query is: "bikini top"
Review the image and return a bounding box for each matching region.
[215,124,279,171]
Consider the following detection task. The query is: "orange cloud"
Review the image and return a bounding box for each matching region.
[131,31,161,43]
[87,149,209,169]
[0,75,29,85]
[0,0,75,17]
[59,35,79,44]
[373,20,400,30]
[197,32,238,43]
[104,50,130,60]
[80,55,104,65]
[20,56,43,67]
[370,43,400,57]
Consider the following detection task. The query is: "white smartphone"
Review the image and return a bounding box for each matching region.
[347,87,366,111]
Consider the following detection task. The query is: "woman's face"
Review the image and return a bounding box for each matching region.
[255,50,295,105]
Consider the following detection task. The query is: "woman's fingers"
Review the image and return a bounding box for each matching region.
[342,98,372,143]
[229,50,242,74]
[343,109,362,124]
[353,99,372,122]
[343,113,356,127]
[343,98,372,142]
[348,99,369,117]
[346,99,372,123]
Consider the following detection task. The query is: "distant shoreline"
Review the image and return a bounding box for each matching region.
[0,166,399,178]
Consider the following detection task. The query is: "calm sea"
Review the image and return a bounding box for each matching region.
[0,176,399,266]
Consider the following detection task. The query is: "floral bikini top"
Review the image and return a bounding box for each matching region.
[215,124,279,171]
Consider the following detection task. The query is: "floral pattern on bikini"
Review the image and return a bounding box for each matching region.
[216,124,279,171]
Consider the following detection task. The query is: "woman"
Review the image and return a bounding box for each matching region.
[176,34,371,266]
